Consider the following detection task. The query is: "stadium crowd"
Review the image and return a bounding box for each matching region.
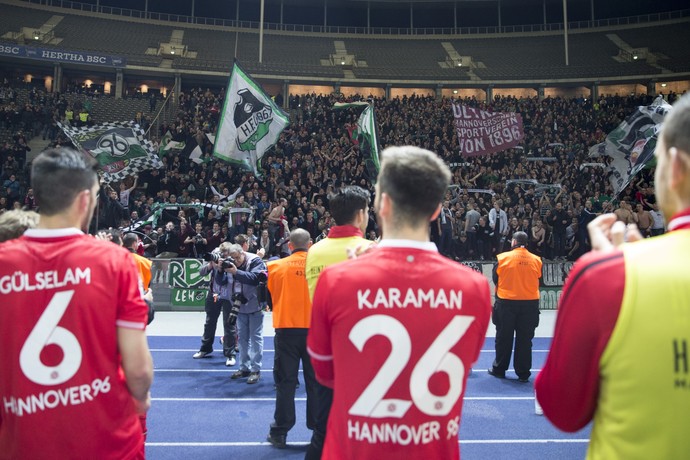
[0,77,677,262]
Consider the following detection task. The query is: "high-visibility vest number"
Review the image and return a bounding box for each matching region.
[348,314,474,418]
[19,290,82,385]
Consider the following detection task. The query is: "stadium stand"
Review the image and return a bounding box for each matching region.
[0,0,686,265]
[1,2,688,81]
[0,4,54,42]
[54,14,173,58]
[615,22,690,73]
[459,32,659,80]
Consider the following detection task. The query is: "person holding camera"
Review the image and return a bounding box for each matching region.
[192,242,238,366]
[221,243,268,384]
[184,221,208,258]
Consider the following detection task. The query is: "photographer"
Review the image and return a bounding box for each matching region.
[184,221,208,258]
[192,242,238,366]
[224,243,268,385]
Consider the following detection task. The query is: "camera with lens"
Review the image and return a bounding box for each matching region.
[193,233,204,243]
[203,252,220,263]
[231,292,248,307]
[221,258,236,270]
[228,292,248,325]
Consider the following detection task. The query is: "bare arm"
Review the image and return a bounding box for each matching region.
[126,176,138,193]
[117,327,153,413]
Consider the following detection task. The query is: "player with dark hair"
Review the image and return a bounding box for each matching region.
[304,184,371,459]
[308,146,492,459]
[0,148,153,459]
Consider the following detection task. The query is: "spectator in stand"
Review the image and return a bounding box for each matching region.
[177,220,193,257]
[98,186,127,229]
[156,221,180,258]
[118,177,138,213]
[268,198,288,245]
[530,218,546,256]
[3,174,21,206]
[489,200,509,256]
[564,217,583,261]
[650,203,665,236]
[185,221,208,258]
[549,202,569,260]
[438,200,454,257]
[464,202,481,257]
[633,202,653,237]
[614,200,635,224]
[300,210,319,240]
[475,216,493,261]
[142,225,158,258]
[257,228,272,258]
[5,86,668,267]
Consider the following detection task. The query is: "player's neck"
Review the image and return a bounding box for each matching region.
[381,224,429,243]
[37,213,82,231]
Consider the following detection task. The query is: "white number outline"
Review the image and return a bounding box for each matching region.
[19,290,83,385]
[348,314,474,419]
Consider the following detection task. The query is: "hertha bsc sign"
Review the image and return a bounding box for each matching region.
[213,61,289,176]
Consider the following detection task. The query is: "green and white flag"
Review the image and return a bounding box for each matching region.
[334,101,381,178]
[58,120,163,183]
[213,61,289,177]
[159,130,172,156]
[589,96,672,195]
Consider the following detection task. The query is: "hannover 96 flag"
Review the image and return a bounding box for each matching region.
[213,61,289,176]
[58,121,163,183]
[334,101,382,180]
[589,95,672,195]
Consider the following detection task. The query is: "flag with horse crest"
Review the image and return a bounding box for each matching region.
[58,120,163,183]
[213,60,289,177]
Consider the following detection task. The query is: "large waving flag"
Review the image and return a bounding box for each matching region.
[334,101,381,179]
[589,96,672,195]
[213,61,289,177]
[58,120,163,183]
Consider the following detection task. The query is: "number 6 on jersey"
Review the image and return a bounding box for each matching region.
[348,314,474,419]
[19,290,82,386]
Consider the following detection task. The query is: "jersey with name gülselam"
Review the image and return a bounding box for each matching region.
[308,247,492,460]
[0,232,148,460]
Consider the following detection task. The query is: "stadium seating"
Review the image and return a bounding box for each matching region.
[1,3,687,82]
[54,14,172,57]
[616,22,690,73]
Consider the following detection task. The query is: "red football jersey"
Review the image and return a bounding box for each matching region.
[308,242,492,460]
[0,229,148,460]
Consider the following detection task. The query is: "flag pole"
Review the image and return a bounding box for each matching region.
[259,0,265,63]
[145,89,175,137]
